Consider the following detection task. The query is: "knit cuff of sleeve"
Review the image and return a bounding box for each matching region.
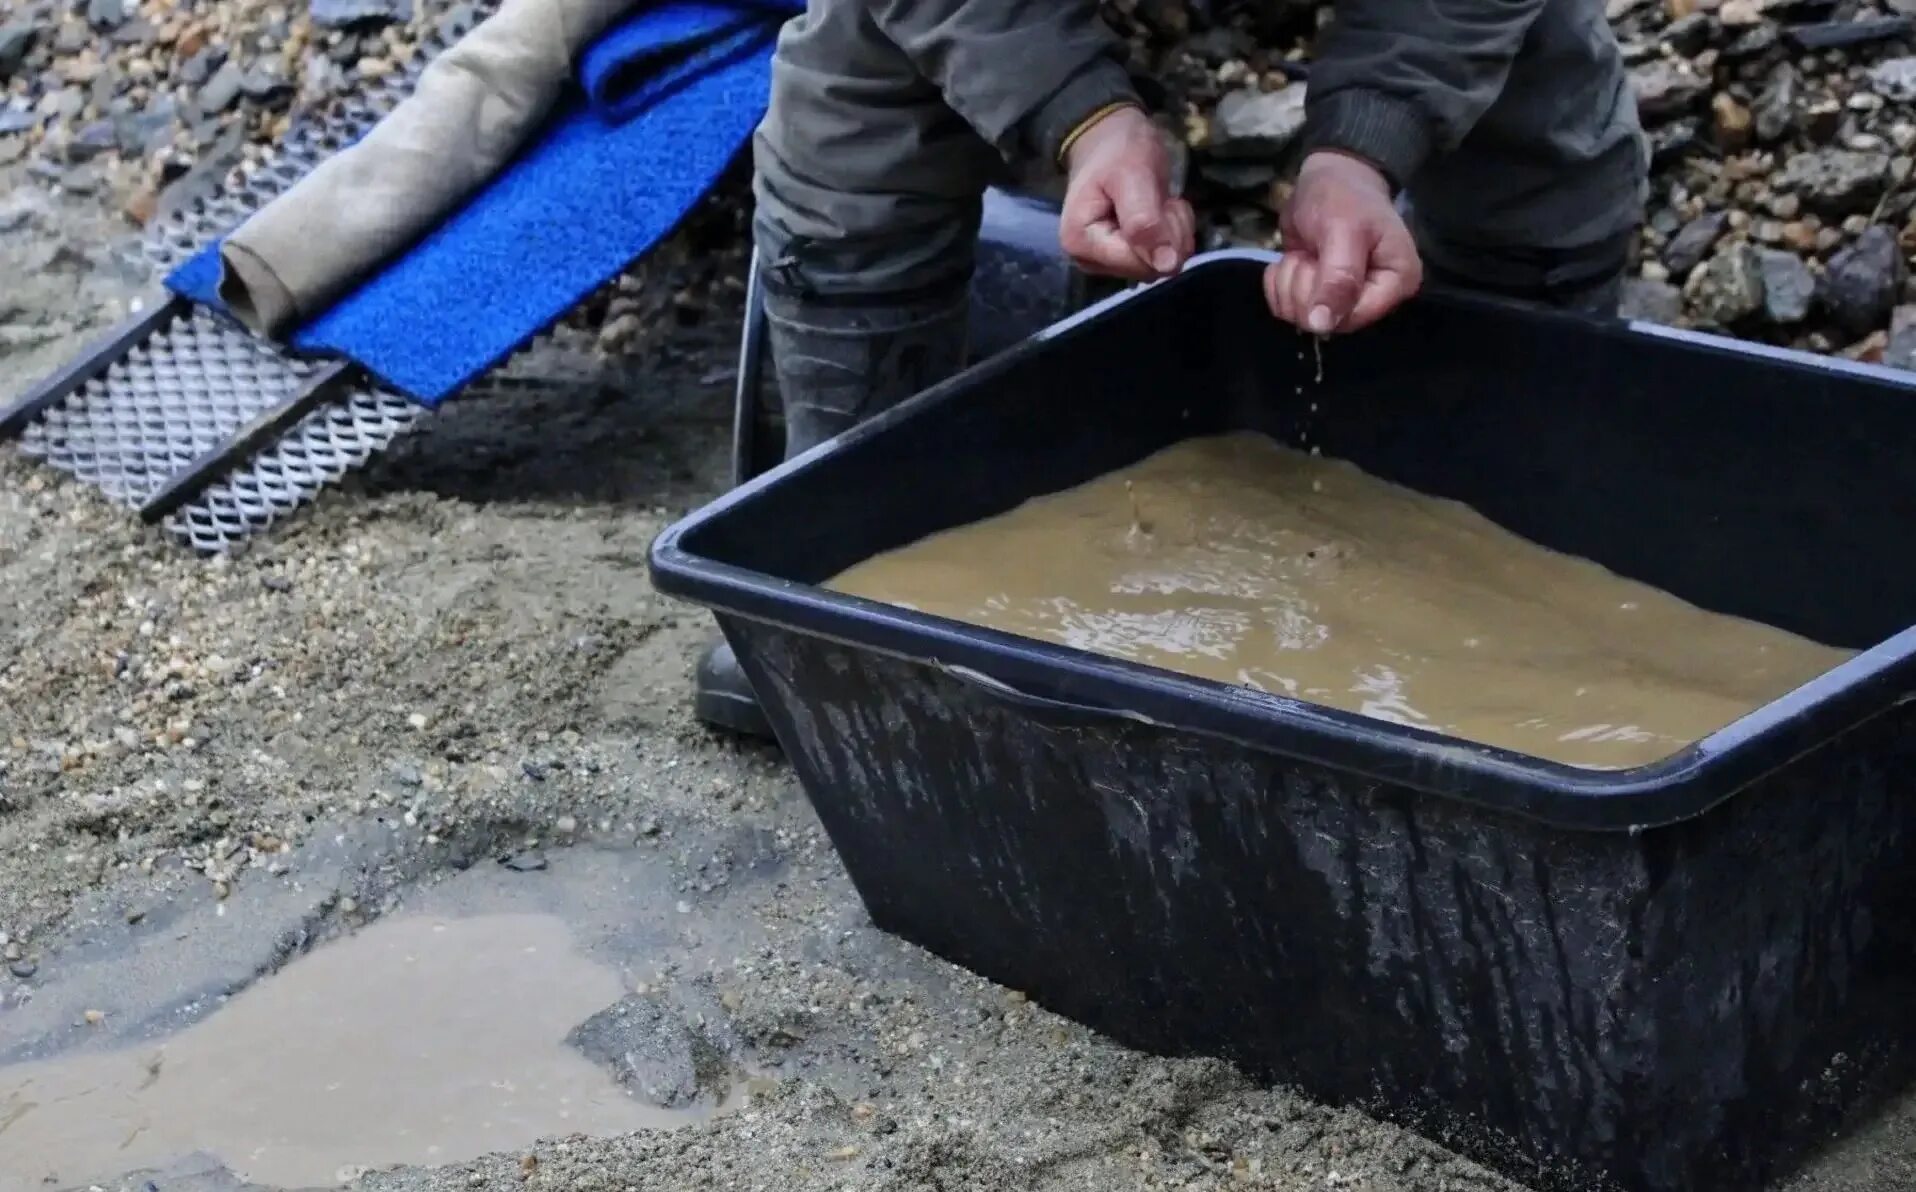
[1024,57,1142,167]
[1301,88,1435,192]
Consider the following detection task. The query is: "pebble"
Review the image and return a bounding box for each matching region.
[85,0,129,30]
[1664,210,1730,276]
[500,850,548,873]
[1753,64,1797,144]
[198,60,246,113]
[1620,277,1686,324]
[1884,304,1916,370]
[1631,59,1710,122]
[1712,92,1752,152]
[1684,241,1766,326]
[8,960,37,980]
[1757,248,1815,323]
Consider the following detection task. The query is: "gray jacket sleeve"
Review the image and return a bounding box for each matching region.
[1302,0,1554,188]
[866,0,1140,163]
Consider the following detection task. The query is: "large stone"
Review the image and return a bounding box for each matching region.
[1780,148,1892,215]
[1631,59,1710,122]
[310,0,414,29]
[1819,225,1906,335]
[1785,16,1913,50]
[1209,84,1307,158]
[1684,242,1766,326]
[566,996,727,1110]
[0,21,41,79]
[1756,248,1815,323]
[1868,56,1916,103]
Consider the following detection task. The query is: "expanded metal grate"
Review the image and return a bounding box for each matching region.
[0,1,499,554]
[7,0,1081,555]
[19,308,324,507]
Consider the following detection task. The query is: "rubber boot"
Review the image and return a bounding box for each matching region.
[694,281,970,740]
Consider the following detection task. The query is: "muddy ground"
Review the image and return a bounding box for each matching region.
[2,166,1912,1192]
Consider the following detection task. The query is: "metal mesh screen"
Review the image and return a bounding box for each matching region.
[11,0,1078,555]
[4,2,498,554]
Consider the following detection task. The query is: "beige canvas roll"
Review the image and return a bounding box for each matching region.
[218,0,634,338]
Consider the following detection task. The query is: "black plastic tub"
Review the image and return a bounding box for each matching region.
[649,250,1916,1191]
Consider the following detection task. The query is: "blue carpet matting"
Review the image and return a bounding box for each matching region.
[166,0,799,405]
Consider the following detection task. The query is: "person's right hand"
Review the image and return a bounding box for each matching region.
[1266,150,1423,335]
[1061,105,1196,282]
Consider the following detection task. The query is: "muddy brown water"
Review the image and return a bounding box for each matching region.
[0,914,717,1190]
[832,433,1853,770]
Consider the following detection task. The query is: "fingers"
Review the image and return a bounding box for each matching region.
[1304,220,1372,335]
[1111,167,1176,273]
[1264,253,1314,327]
[1341,231,1423,333]
[1061,183,1153,279]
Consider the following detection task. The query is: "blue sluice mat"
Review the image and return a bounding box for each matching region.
[166,0,798,405]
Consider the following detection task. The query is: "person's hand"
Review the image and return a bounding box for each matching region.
[1267,150,1423,335]
[1061,106,1196,281]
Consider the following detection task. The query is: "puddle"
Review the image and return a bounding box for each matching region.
[0,913,717,1190]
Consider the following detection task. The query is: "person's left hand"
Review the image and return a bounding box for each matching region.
[1267,150,1423,335]
[1060,106,1197,281]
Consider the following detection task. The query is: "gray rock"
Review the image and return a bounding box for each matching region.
[1209,85,1307,158]
[1754,64,1797,144]
[0,104,37,136]
[1756,248,1815,323]
[1723,23,1781,60]
[566,995,728,1110]
[0,22,41,79]
[199,61,245,114]
[47,86,85,120]
[114,95,177,157]
[310,0,413,29]
[1650,118,1702,167]
[1631,59,1710,122]
[240,63,293,101]
[1685,242,1766,326]
[1884,304,1916,370]
[1819,225,1906,335]
[179,46,224,86]
[53,20,87,54]
[1619,277,1685,324]
[498,850,548,872]
[1665,211,1729,276]
[85,0,127,29]
[1780,148,1891,214]
[1868,56,1916,103]
[111,16,155,44]
[1663,13,1714,55]
[1785,16,1913,51]
[66,119,116,162]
